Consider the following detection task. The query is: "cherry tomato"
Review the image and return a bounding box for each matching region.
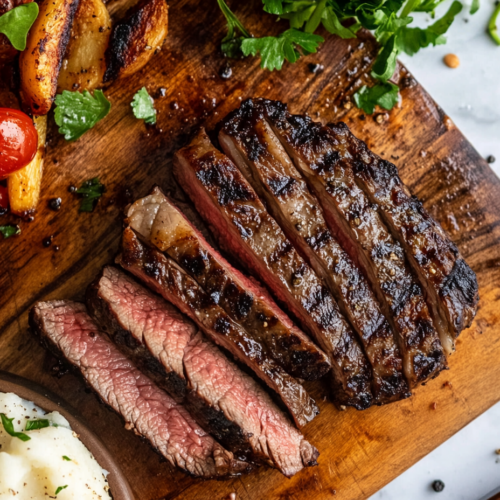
[0,108,38,178]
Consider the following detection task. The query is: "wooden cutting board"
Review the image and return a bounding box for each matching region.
[1,1,500,499]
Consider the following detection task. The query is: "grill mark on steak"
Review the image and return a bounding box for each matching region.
[118,227,319,428]
[86,267,316,473]
[173,129,374,410]
[126,188,331,382]
[325,122,478,352]
[29,300,250,478]
[219,102,416,394]
[258,98,447,388]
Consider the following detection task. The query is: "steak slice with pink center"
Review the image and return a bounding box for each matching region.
[87,266,319,474]
[29,300,250,478]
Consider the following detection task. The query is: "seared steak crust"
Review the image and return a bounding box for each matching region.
[259,99,446,387]
[174,130,374,409]
[29,300,250,478]
[126,188,330,381]
[219,102,419,394]
[326,122,479,353]
[87,267,317,474]
[118,227,319,428]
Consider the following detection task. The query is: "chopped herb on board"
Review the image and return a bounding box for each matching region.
[62,455,72,461]
[0,413,31,441]
[76,178,105,212]
[0,224,20,239]
[353,82,400,115]
[131,87,157,125]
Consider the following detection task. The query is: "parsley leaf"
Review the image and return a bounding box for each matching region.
[0,224,20,239]
[0,3,39,51]
[217,0,251,58]
[263,0,284,15]
[371,34,398,82]
[62,456,72,461]
[322,7,357,39]
[397,1,463,56]
[25,419,51,431]
[131,87,157,125]
[76,178,105,212]
[353,82,400,114]
[55,485,68,496]
[488,1,500,45]
[470,0,479,15]
[1,413,31,441]
[241,29,323,70]
[54,90,111,141]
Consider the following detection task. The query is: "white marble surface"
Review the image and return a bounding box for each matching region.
[371,2,500,499]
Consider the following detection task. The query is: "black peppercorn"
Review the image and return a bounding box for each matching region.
[308,63,324,74]
[487,155,496,164]
[48,197,62,211]
[432,480,445,492]
[68,185,77,193]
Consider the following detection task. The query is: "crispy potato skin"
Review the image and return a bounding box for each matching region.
[103,0,168,83]
[57,0,112,93]
[8,115,47,217]
[19,0,80,115]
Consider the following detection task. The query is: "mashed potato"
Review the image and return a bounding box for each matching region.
[0,392,112,499]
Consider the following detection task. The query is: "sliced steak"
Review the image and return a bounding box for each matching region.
[260,99,447,380]
[126,187,330,381]
[87,266,319,474]
[118,227,319,428]
[173,129,375,409]
[219,103,430,391]
[29,300,250,478]
[325,122,479,354]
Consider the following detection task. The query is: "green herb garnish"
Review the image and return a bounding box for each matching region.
[76,178,105,212]
[0,224,20,239]
[0,3,39,51]
[0,413,31,441]
[217,0,467,113]
[353,82,399,115]
[54,90,111,141]
[241,29,324,71]
[131,87,157,125]
[218,0,251,57]
[62,455,72,461]
[489,1,500,45]
[55,485,68,495]
[25,419,51,431]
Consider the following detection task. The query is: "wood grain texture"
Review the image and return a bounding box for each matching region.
[1,1,499,499]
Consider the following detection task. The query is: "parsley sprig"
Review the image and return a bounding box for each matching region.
[217,0,471,114]
[54,90,111,141]
[0,224,20,239]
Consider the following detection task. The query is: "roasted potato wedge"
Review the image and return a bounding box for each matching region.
[19,0,80,115]
[57,0,112,93]
[103,0,168,83]
[8,115,47,217]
